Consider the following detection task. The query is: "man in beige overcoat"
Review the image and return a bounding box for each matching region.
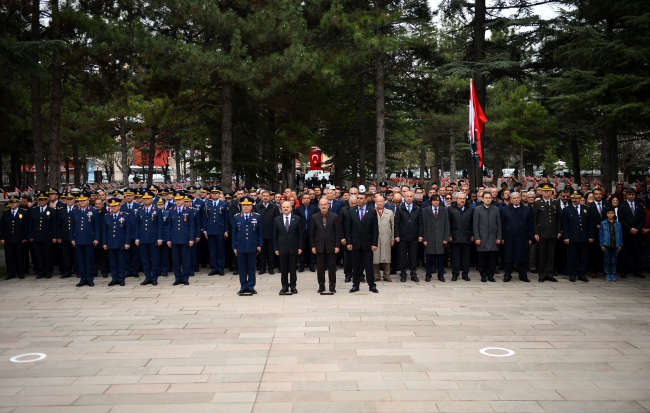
[373,194,394,282]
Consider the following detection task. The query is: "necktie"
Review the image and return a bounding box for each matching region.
[434,207,438,218]
[546,200,550,206]
[360,208,365,220]
[41,207,44,213]
[597,202,602,215]
[285,216,290,232]
[245,215,249,223]
[129,205,132,211]
[407,205,411,213]
[630,202,635,213]
[329,202,332,210]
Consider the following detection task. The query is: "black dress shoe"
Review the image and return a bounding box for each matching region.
[578,275,589,282]
[462,275,470,281]
[233,270,239,275]
[119,281,125,286]
[309,267,315,272]
[503,275,512,282]
[547,276,558,282]
[208,270,217,276]
[330,289,337,293]
[360,277,366,283]
[538,278,544,282]
[344,276,352,283]
[141,280,152,285]
[35,274,45,279]
[487,276,495,282]
[45,275,51,279]
[259,269,266,275]
[251,289,257,294]
[280,288,291,295]
[519,277,530,282]
[108,281,117,286]
[451,275,458,281]
[183,281,189,285]
[152,281,158,285]
[634,274,646,278]
[76,281,86,287]
[219,271,225,276]
[400,276,407,282]
[61,274,71,279]
[425,275,432,282]
[162,273,169,277]
[298,266,304,273]
[411,276,419,282]
[569,277,576,282]
[173,281,181,286]
[317,287,325,293]
[349,286,359,293]
[268,270,274,275]
[291,288,298,294]
[481,276,487,282]
[438,276,446,282]
[369,287,379,293]
[88,282,94,286]
[18,275,25,279]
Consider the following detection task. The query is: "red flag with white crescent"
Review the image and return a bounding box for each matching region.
[469,79,487,168]
[309,150,322,170]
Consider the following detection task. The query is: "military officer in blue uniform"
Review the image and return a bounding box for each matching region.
[0,195,29,280]
[120,188,141,277]
[29,191,58,279]
[48,187,66,275]
[59,192,77,279]
[70,193,101,287]
[103,197,131,286]
[232,196,264,295]
[183,194,201,276]
[159,195,172,277]
[135,191,164,285]
[167,192,196,285]
[187,188,204,273]
[561,192,594,282]
[203,186,229,276]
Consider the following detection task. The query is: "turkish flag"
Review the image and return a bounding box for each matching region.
[309,150,322,170]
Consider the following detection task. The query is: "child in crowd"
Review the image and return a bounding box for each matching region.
[599,206,623,282]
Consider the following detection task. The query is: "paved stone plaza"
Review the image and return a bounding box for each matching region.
[1,269,650,413]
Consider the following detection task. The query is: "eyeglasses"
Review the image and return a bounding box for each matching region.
[445,197,452,200]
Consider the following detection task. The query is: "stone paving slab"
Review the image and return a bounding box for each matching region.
[0,267,649,412]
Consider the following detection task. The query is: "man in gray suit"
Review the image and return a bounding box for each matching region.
[473,191,503,283]
[422,194,450,282]
[310,198,342,293]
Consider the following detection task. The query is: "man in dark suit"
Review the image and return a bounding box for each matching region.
[0,196,29,280]
[448,192,473,281]
[618,188,647,278]
[29,191,58,279]
[345,191,379,293]
[324,188,342,214]
[561,193,594,282]
[310,198,342,293]
[295,193,318,272]
[394,191,422,282]
[254,190,281,274]
[587,187,608,278]
[274,201,303,294]
[339,196,357,282]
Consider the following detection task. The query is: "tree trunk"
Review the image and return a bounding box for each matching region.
[174,143,181,183]
[31,0,44,190]
[65,158,69,184]
[570,136,580,182]
[189,139,196,186]
[375,52,386,182]
[494,149,502,181]
[221,83,233,192]
[519,144,524,180]
[48,0,62,189]
[433,138,440,184]
[147,127,156,185]
[449,129,456,183]
[600,127,618,191]
[119,116,129,186]
[358,72,366,184]
[419,144,426,184]
[72,140,80,187]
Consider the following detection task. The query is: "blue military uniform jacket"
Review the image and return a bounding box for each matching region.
[120,202,141,240]
[203,199,229,235]
[136,206,164,243]
[59,206,77,241]
[232,212,264,253]
[561,204,594,243]
[70,206,101,245]
[167,206,196,244]
[0,208,29,243]
[29,206,58,241]
[103,211,131,248]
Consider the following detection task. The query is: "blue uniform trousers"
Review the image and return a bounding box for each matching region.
[161,244,171,275]
[567,242,588,278]
[171,244,192,282]
[108,248,126,282]
[193,240,200,271]
[238,252,257,291]
[33,241,53,277]
[61,240,76,277]
[140,243,160,281]
[75,244,95,284]
[208,235,225,272]
[125,241,140,275]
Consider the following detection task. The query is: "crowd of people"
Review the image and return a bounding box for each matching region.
[1,180,649,295]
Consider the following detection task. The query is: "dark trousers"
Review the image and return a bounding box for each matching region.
[238,251,257,291]
[140,243,160,281]
[588,239,603,273]
[567,241,588,278]
[192,239,200,271]
[390,243,400,273]
[425,253,445,277]
[299,232,315,269]
[108,248,126,282]
[53,242,63,272]
[161,243,172,274]
[75,244,95,284]
[316,252,337,290]
[33,240,53,276]
[399,240,419,275]
[4,243,24,277]
[125,240,140,275]
[61,240,76,276]
[208,234,225,272]
[343,249,353,276]
[94,246,109,276]
[554,239,567,274]
[279,253,298,289]
[258,239,275,271]
[622,233,644,275]
[24,241,37,274]
[451,243,470,277]
[477,251,498,278]
[171,243,192,282]
[538,238,557,279]
[504,261,528,279]
[352,248,376,289]
[417,242,425,266]
[200,234,210,267]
